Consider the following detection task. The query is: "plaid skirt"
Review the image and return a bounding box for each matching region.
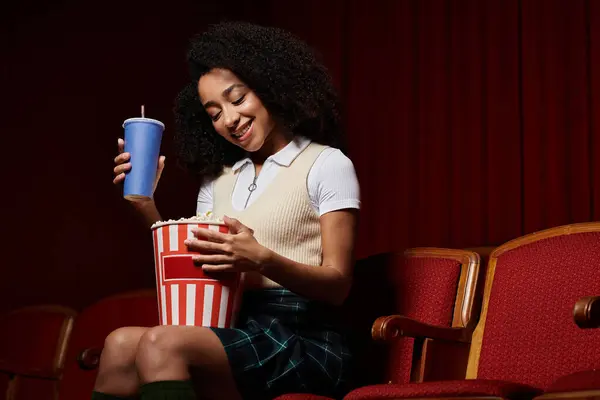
[210,288,352,400]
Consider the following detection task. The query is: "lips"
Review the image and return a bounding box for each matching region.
[231,119,254,142]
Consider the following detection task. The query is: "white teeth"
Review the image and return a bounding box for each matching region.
[232,121,252,138]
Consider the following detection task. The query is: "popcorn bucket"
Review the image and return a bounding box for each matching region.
[151,219,243,328]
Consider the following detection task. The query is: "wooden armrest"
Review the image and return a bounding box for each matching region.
[372,315,472,343]
[573,296,600,329]
[77,347,102,370]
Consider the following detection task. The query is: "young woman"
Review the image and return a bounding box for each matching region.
[101,21,360,400]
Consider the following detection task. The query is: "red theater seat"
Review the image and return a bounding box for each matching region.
[0,305,76,400]
[275,247,483,399]
[341,222,600,400]
[58,289,158,400]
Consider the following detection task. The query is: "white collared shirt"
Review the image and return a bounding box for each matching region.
[196,136,361,216]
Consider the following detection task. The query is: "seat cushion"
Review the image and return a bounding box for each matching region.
[274,395,335,400]
[343,379,542,400]
[546,369,600,392]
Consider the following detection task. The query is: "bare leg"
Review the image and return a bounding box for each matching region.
[94,327,149,397]
[136,326,243,400]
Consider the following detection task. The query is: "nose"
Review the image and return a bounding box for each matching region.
[222,107,240,130]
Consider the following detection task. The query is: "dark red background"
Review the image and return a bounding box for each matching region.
[2,0,599,314]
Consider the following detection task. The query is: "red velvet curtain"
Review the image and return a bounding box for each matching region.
[265,0,600,258]
[2,0,599,312]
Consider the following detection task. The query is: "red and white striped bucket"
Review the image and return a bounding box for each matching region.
[151,220,243,328]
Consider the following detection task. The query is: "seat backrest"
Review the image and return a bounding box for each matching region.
[386,248,481,383]
[464,246,496,275]
[0,305,76,400]
[58,289,158,400]
[468,222,600,389]
[0,305,76,378]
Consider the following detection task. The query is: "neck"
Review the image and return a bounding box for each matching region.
[251,127,293,165]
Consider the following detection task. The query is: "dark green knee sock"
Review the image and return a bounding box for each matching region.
[139,381,196,400]
[91,392,132,400]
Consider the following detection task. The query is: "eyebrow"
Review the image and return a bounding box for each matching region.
[203,84,246,108]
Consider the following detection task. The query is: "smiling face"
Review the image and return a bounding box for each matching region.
[198,68,278,154]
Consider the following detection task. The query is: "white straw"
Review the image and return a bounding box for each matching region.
[141,105,145,118]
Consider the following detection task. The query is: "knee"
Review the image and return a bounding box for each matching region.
[138,326,180,352]
[100,327,143,367]
[136,326,183,365]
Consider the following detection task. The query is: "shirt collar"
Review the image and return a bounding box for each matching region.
[231,136,312,172]
[231,158,251,172]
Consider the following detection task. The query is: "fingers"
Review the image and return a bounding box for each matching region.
[112,149,131,184]
[113,172,126,185]
[115,137,164,191]
[201,264,235,273]
[113,139,131,185]
[223,216,253,234]
[114,152,130,165]
[155,155,166,183]
[113,162,131,176]
[192,254,233,264]
[113,139,129,185]
[191,228,228,243]
[185,237,229,253]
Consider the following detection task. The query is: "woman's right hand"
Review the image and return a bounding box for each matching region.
[113,138,166,200]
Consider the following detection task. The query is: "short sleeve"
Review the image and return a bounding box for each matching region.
[196,180,214,215]
[308,148,361,216]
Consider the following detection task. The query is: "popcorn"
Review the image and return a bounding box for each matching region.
[151,211,225,229]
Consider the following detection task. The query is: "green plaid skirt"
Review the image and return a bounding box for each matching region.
[210,288,352,400]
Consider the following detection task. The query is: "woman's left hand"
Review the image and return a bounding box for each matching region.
[184,216,271,273]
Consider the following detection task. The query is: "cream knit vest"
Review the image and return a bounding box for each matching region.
[213,142,327,288]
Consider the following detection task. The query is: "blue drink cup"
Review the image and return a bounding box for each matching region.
[122,117,165,200]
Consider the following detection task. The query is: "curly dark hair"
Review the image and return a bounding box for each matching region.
[173,21,346,181]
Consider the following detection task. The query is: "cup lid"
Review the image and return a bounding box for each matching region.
[123,117,165,129]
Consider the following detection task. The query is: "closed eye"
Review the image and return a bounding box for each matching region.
[232,95,246,106]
